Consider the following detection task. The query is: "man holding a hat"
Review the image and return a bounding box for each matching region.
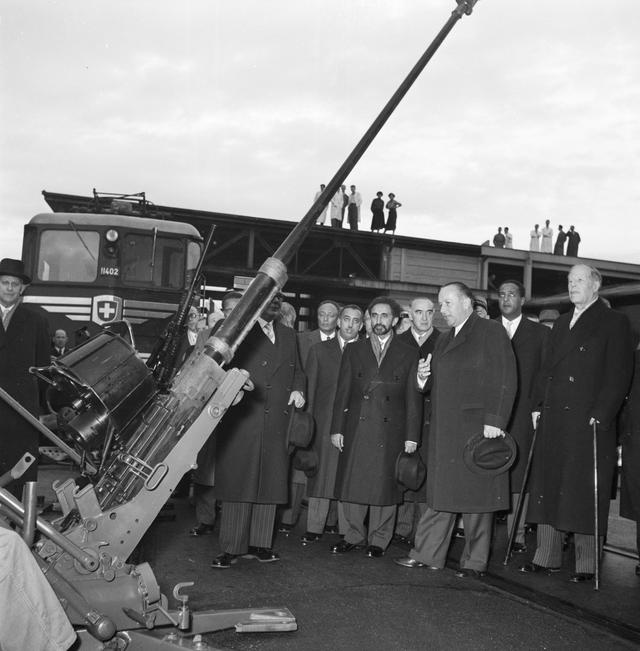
[395,282,516,577]
[0,258,51,496]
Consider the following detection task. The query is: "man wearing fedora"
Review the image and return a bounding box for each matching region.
[497,280,549,553]
[211,292,305,569]
[395,282,516,577]
[330,296,422,558]
[0,258,51,497]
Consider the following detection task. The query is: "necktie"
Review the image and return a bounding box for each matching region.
[1,309,9,331]
[505,321,513,339]
[263,322,275,344]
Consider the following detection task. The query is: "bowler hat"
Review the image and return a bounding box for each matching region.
[286,408,315,452]
[463,432,517,476]
[395,451,426,491]
[0,258,31,284]
[292,448,319,477]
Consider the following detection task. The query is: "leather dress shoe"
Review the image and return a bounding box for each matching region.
[392,533,412,546]
[569,572,595,583]
[243,547,280,563]
[277,524,293,534]
[394,557,441,570]
[189,523,215,537]
[511,542,527,554]
[518,562,561,574]
[211,553,238,569]
[301,532,322,544]
[365,545,384,558]
[455,568,486,578]
[324,525,339,535]
[330,540,363,554]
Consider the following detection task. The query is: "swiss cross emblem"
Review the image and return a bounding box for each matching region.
[92,295,122,325]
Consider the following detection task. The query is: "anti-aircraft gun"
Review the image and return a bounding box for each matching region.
[0,2,479,648]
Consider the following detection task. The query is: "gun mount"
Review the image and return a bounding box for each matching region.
[0,3,479,648]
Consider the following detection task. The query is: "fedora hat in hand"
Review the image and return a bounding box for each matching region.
[0,258,31,285]
[286,408,315,453]
[395,451,426,491]
[463,432,517,476]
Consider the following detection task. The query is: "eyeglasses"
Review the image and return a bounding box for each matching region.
[498,291,519,299]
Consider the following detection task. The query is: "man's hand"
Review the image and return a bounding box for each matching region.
[231,374,254,406]
[531,411,540,429]
[404,441,418,454]
[288,391,305,408]
[331,434,344,451]
[483,424,503,439]
[417,354,432,383]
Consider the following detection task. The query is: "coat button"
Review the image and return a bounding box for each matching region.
[359,416,365,421]
[261,361,268,367]
[569,376,575,382]
[363,394,370,400]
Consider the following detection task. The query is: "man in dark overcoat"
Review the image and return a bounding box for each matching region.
[620,341,640,576]
[522,265,633,581]
[212,292,305,568]
[396,282,516,577]
[297,299,339,366]
[394,296,441,543]
[0,259,50,497]
[301,304,363,543]
[497,280,549,552]
[330,297,422,557]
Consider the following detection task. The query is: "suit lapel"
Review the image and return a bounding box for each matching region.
[547,302,602,368]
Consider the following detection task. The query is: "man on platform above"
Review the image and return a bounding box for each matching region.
[497,280,549,553]
[520,264,633,582]
[394,297,441,544]
[395,282,516,577]
[330,297,422,558]
[212,292,305,568]
[493,227,505,248]
[541,220,553,253]
[566,225,581,257]
[301,304,364,544]
[0,258,50,499]
[553,225,566,255]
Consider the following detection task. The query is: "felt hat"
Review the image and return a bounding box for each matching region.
[463,432,517,476]
[395,451,427,491]
[0,258,31,284]
[292,448,319,477]
[539,309,560,324]
[286,408,315,452]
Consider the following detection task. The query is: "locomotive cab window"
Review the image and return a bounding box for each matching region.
[121,233,185,289]
[37,230,99,282]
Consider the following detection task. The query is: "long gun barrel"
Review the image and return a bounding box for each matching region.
[207,0,480,366]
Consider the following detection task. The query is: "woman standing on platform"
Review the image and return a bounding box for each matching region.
[370,191,385,233]
[384,193,402,234]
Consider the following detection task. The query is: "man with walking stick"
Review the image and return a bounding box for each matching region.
[519,265,633,585]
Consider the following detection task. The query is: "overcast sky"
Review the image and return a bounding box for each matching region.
[1,0,639,265]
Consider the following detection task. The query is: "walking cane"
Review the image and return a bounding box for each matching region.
[503,417,538,565]
[592,419,600,591]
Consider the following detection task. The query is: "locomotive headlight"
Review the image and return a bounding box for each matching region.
[106,229,119,243]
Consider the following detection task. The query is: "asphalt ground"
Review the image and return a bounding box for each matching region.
[141,498,640,651]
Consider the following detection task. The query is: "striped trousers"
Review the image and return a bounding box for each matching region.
[532,523,603,573]
[218,502,277,555]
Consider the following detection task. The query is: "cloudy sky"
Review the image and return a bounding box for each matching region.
[1,0,639,264]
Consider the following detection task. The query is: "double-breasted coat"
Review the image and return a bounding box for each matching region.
[214,321,305,504]
[305,337,344,499]
[397,328,441,501]
[425,313,517,513]
[528,299,633,535]
[499,317,549,488]
[0,303,50,484]
[620,349,640,524]
[331,336,422,506]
